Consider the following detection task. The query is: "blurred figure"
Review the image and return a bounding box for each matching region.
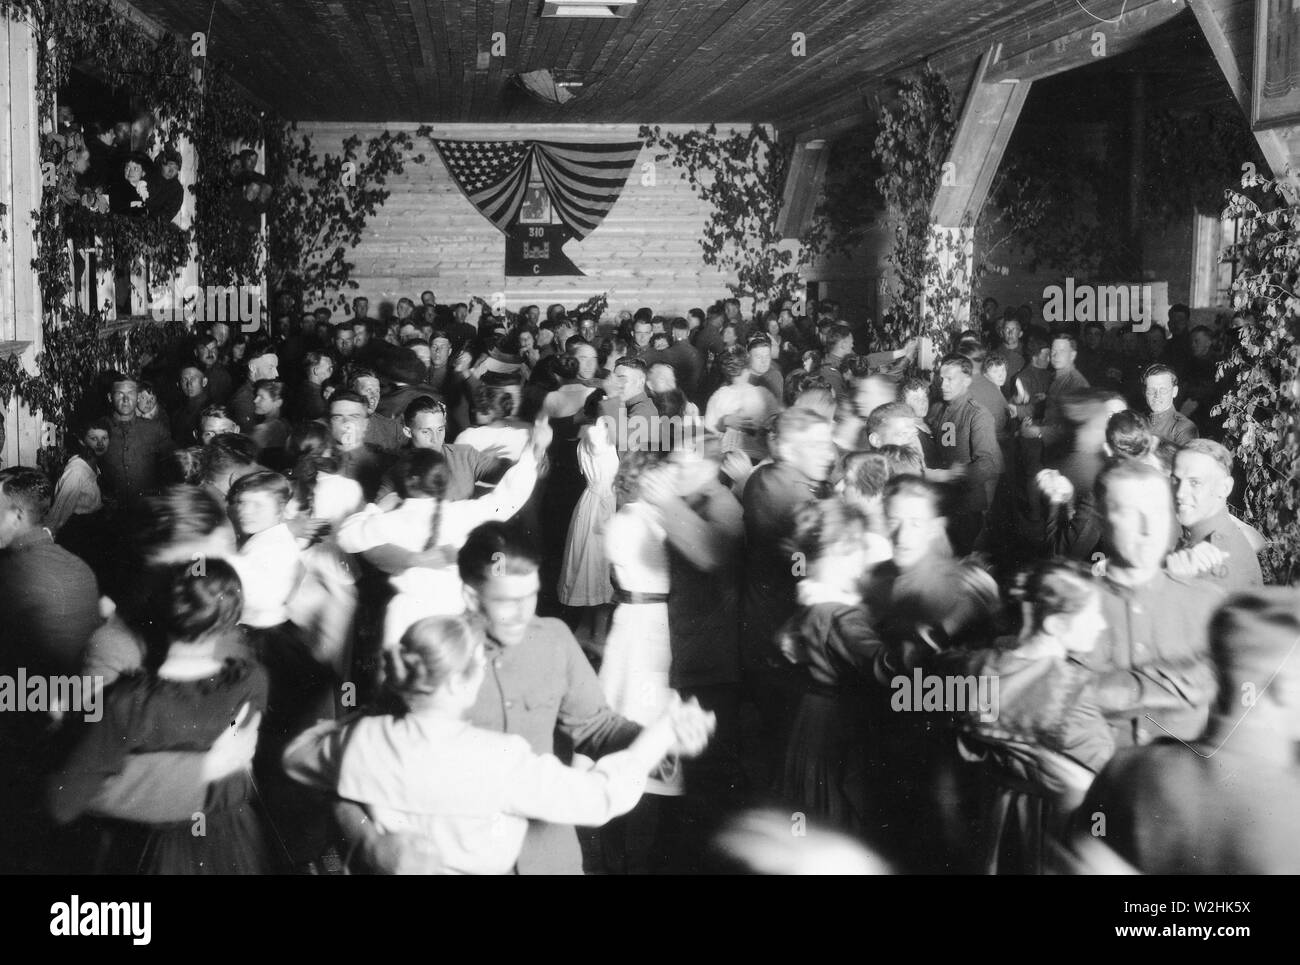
[708,809,890,875]
[1076,588,1300,873]
[775,500,883,837]
[740,408,836,771]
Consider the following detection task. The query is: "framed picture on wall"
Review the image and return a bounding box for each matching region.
[518,183,552,224]
[1253,0,1300,129]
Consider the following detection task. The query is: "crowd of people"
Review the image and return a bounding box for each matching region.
[2,285,1297,876]
[49,103,271,227]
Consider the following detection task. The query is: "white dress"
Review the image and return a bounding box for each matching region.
[599,501,682,796]
[557,424,619,606]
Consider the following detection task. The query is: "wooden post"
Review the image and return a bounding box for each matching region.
[0,14,43,467]
[924,48,1031,354]
[776,137,830,240]
[1189,0,1300,183]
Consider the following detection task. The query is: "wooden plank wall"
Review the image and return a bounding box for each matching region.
[1,15,42,470]
[298,122,740,318]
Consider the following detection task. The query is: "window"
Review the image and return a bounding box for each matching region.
[1215,212,1244,305]
[1191,210,1244,309]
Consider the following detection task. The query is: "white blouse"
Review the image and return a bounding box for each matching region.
[454,424,531,463]
[606,502,669,595]
[46,456,102,533]
[284,471,365,551]
[230,523,303,628]
[337,449,539,618]
[283,713,650,875]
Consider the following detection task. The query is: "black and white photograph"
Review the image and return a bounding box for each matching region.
[0,0,1296,931]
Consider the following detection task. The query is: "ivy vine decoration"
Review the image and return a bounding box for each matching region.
[0,309,185,451]
[58,206,192,305]
[188,65,275,289]
[870,66,955,345]
[267,124,432,307]
[639,123,808,309]
[0,0,266,467]
[13,0,267,291]
[1216,169,1300,583]
[923,225,977,342]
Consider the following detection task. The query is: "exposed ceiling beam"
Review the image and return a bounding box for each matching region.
[932,47,1031,226]
[984,0,1189,84]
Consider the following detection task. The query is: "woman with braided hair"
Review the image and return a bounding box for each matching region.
[337,415,553,651]
[282,424,364,677]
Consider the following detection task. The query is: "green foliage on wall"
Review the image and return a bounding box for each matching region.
[0,0,264,456]
[871,65,957,344]
[1216,171,1300,583]
[640,123,808,308]
[268,125,433,307]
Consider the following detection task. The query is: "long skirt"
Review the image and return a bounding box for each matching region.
[779,690,873,837]
[599,601,682,796]
[557,486,615,606]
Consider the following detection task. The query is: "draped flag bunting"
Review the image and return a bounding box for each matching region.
[434,139,642,240]
[433,140,533,233]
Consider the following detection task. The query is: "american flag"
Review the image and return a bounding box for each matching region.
[434,139,642,239]
[434,140,533,233]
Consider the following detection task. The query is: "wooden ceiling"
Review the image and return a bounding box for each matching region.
[122,0,1069,126]
[1018,10,1242,124]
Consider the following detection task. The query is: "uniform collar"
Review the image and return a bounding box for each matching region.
[942,392,969,410]
[1185,507,1232,545]
[1101,564,1164,595]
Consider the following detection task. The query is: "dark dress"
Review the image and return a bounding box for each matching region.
[51,658,272,874]
[776,601,884,837]
[537,412,586,612]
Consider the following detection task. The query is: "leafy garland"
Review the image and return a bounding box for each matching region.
[1216,171,1300,583]
[0,0,266,458]
[267,124,433,307]
[0,309,185,426]
[265,127,611,314]
[639,123,807,309]
[871,66,956,344]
